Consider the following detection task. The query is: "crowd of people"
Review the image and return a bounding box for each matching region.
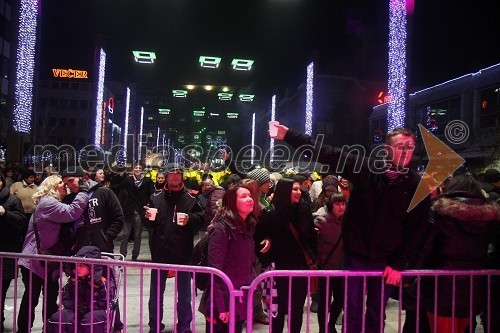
[1,123,500,333]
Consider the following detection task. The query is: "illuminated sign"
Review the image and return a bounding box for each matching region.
[227,113,238,119]
[199,56,221,68]
[218,93,233,101]
[209,113,220,117]
[158,108,171,114]
[132,51,156,64]
[239,94,254,102]
[108,97,114,114]
[193,110,205,117]
[52,68,88,79]
[172,90,188,98]
[231,59,254,71]
[101,102,106,144]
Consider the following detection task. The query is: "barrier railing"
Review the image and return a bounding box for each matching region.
[2,252,499,333]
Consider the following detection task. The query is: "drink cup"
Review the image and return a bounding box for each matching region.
[269,121,279,137]
[148,208,158,221]
[176,212,187,225]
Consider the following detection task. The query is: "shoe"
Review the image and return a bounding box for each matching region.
[149,323,165,333]
[254,314,270,325]
[131,256,138,261]
[310,300,319,313]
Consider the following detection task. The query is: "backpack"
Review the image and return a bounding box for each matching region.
[191,220,231,291]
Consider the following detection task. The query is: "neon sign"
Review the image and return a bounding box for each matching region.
[52,68,88,79]
[199,56,221,68]
[132,51,156,64]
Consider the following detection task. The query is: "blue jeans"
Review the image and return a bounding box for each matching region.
[148,268,192,333]
[343,252,394,333]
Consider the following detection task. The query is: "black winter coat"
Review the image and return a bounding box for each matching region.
[111,176,154,218]
[0,185,28,279]
[417,193,500,317]
[148,186,204,264]
[284,128,430,270]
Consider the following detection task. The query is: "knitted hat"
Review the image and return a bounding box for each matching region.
[166,163,184,174]
[484,169,500,183]
[322,177,339,192]
[247,168,270,186]
[61,166,86,179]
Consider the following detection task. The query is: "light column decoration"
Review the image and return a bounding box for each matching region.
[123,87,130,158]
[270,95,276,162]
[251,113,256,165]
[138,106,144,163]
[387,0,407,131]
[305,62,314,135]
[94,48,107,145]
[13,0,39,133]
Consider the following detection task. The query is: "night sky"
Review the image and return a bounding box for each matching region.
[38,0,499,96]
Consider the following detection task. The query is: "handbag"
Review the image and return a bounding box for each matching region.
[288,223,319,294]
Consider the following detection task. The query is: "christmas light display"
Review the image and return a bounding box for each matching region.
[387,0,407,131]
[123,87,130,157]
[13,0,39,133]
[94,48,106,145]
[270,94,276,162]
[305,62,314,135]
[138,106,144,161]
[251,113,256,165]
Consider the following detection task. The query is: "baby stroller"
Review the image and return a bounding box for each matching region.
[46,246,124,333]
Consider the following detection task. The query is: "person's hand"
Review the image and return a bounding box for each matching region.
[104,181,110,188]
[177,213,189,226]
[78,179,91,193]
[219,312,229,324]
[0,206,5,216]
[220,149,230,161]
[270,124,289,140]
[383,266,402,286]
[260,238,272,253]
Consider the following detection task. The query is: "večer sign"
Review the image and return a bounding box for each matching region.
[52,68,88,79]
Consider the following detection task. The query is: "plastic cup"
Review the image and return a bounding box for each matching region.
[176,212,187,225]
[269,121,279,137]
[148,208,158,221]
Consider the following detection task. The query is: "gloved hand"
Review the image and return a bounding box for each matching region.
[78,178,91,193]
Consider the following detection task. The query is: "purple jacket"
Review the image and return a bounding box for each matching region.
[19,192,89,278]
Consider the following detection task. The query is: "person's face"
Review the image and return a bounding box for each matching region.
[95,169,105,182]
[259,180,271,195]
[0,178,3,190]
[24,175,35,185]
[236,187,254,219]
[300,179,312,192]
[62,176,80,193]
[156,174,165,184]
[387,134,415,168]
[57,179,69,198]
[201,182,214,194]
[167,170,183,189]
[133,165,143,177]
[291,182,302,204]
[6,170,13,177]
[35,174,43,182]
[76,263,90,278]
[332,201,346,219]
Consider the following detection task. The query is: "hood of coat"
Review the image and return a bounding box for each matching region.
[432,194,500,232]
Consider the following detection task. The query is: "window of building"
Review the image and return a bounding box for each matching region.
[81,83,90,91]
[69,100,78,109]
[49,98,58,108]
[59,99,68,109]
[78,138,86,147]
[38,98,48,108]
[71,82,79,90]
[421,96,461,135]
[79,100,88,110]
[479,87,500,128]
[4,2,11,21]
[2,39,9,58]
[51,82,59,89]
[40,81,49,88]
[60,81,69,89]
[370,117,387,144]
[1,77,7,95]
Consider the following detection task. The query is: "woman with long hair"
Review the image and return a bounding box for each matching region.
[418,174,500,333]
[199,184,257,333]
[259,178,317,333]
[17,174,90,333]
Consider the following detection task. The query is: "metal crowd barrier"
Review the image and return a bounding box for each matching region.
[1,252,499,333]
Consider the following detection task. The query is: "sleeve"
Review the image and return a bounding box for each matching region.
[412,211,440,269]
[187,197,205,233]
[207,223,230,312]
[62,282,76,310]
[104,190,125,240]
[1,196,28,234]
[40,192,89,223]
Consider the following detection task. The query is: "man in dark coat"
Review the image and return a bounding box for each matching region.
[271,124,430,333]
[111,164,154,261]
[0,172,28,333]
[145,163,204,333]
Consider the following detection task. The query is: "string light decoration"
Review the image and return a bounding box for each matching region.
[387,0,407,131]
[270,95,276,162]
[251,113,256,165]
[305,62,314,135]
[94,48,106,145]
[123,87,130,158]
[138,106,144,161]
[13,0,39,133]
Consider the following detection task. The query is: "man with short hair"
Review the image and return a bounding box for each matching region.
[146,163,204,333]
[10,168,38,222]
[271,124,430,333]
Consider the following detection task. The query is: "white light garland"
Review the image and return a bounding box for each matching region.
[251,113,256,165]
[94,48,106,145]
[123,87,130,158]
[387,0,407,131]
[270,95,276,162]
[306,62,314,135]
[138,106,144,162]
[13,0,39,133]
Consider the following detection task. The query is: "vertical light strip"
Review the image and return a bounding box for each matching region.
[387,0,407,131]
[305,62,314,135]
[94,48,107,145]
[270,94,276,162]
[156,127,160,147]
[13,0,39,133]
[138,106,144,162]
[123,87,130,157]
[251,113,256,165]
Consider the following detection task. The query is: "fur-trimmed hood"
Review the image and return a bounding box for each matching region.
[432,194,500,232]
